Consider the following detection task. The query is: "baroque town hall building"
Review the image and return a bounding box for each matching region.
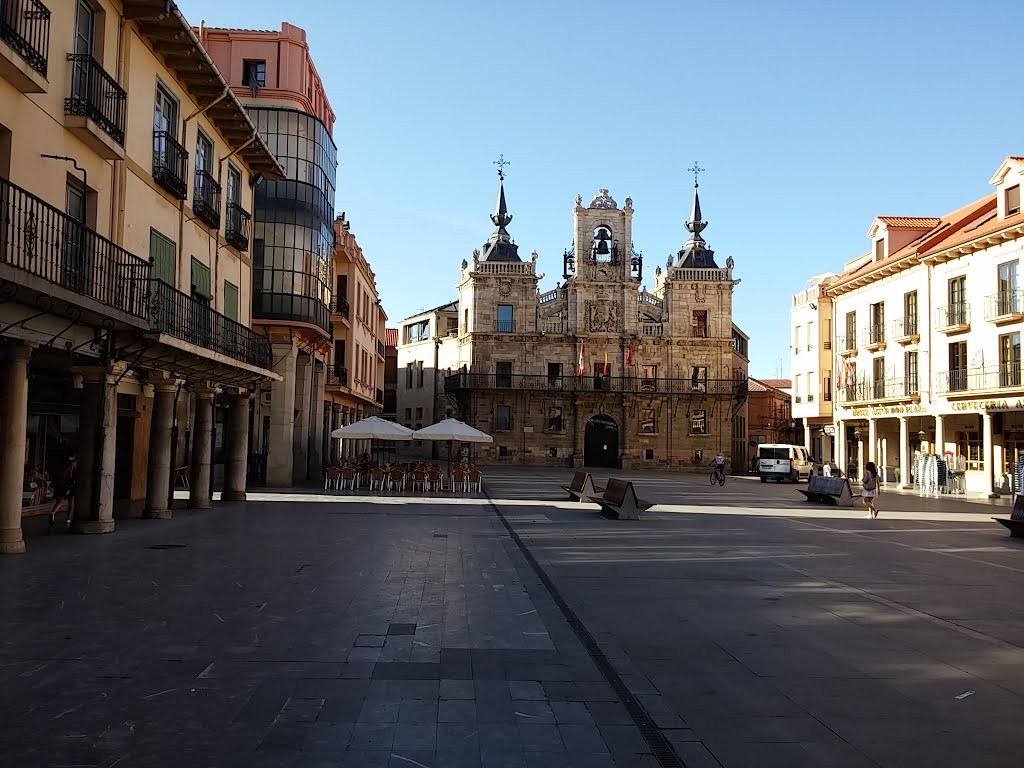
[443,173,744,468]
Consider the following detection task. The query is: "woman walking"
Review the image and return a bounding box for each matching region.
[861,460,880,519]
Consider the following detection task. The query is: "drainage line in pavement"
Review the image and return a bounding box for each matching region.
[485,493,687,768]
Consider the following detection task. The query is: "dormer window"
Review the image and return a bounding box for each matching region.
[874,238,886,261]
[1007,185,1021,217]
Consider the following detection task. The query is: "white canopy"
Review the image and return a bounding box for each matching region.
[412,418,493,443]
[331,416,415,440]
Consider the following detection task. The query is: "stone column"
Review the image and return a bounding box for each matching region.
[934,414,944,456]
[835,420,845,476]
[856,431,865,481]
[983,411,997,498]
[222,393,250,502]
[267,343,297,487]
[73,366,119,534]
[899,416,910,489]
[0,343,31,554]
[188,388,215,509]
[867,418,877,464]
[293,353,312,484]
[143,379,177,519]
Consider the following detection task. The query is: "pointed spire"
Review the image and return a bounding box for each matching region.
[685,180,707,245]
[479,156,521,262]
[490,175,513,239]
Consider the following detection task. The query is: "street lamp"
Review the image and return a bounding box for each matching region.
[853,428,862,440]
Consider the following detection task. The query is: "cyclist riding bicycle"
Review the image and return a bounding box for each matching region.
[709,451,726,486]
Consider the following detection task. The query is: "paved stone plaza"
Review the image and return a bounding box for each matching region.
[1,469,1023,767]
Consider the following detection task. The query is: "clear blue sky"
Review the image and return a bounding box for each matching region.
[179,0,1024,378]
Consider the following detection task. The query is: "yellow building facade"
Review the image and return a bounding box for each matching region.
[0,0,281,553]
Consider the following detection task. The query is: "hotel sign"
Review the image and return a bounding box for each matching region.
[850,404,928,417]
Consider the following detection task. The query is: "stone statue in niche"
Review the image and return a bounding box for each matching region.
[586,300,618,332]
[589,189,617,209]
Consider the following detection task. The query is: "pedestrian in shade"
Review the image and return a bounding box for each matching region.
[49,454,77,528]
[861,460,880,519]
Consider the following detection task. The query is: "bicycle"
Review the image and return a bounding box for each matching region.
[709,465,726,486]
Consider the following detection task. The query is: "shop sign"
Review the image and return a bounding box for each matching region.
[950,399,1024,412]
[850,404,928,417]
[823,425,836,435]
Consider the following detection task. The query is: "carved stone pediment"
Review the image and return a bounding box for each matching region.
[589,189,617,209]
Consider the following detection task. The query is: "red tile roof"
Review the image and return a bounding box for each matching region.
[749,378,790,392]
[385,328,399,347]
[877,216,942,228]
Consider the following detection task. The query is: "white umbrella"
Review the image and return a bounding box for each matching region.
[331,416,414,440]
[412,418,493,443]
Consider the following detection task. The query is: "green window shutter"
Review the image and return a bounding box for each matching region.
[224,280,239,321]
[149,229,176,285]
[191,257,211,299]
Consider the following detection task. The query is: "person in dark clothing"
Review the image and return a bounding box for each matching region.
[49,454,77,527]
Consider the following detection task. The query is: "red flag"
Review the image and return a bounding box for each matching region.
[603,348,609,376]
[577,341,585,376]
[625,343,634,368]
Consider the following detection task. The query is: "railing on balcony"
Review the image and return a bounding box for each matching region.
[495,320,514,333]
[445,372,739,395]
[985,290,1024,321]
[66,53,126,145]
[862,323,885,347]
[147,279,271,369]
[538,288,559,304]
[225,203,250,251]
[837,333,857,353]
[377,340,385,357]
[1,0,50,76]
[640,322,664,337]
[936,302,970,330]
[192,170,221,228]
[325,365,349,387]
[153,131,188,199]
[329,296,351,319]
[837,377,919,404]
[937,364,1022,394]
[0,176,149,317]
[893,315,919,339]
[541,319,564,334]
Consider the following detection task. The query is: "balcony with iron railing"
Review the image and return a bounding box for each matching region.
[325,365,349,387]
[147,279,271,369]
[193,170,221,229]
[985,290,1024,324]
[837,333,858,356]
[329,296,351,320]
[892,315,919,343]
[377,339,385,358]
[837,377,919,404]
[495,319,514,333]
[445,372,739,396]
[225,202,250,251]
[936,364,1023,395]
[0,0,49,91]
[936,302,970,333]
[153,130,188,200]
[65,53,126,155]
[862,323,886,351]
[0,175,150,319]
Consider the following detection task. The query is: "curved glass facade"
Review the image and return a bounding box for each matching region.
[249,107,337,333]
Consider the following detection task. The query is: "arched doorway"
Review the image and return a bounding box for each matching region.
[584,415,619,468]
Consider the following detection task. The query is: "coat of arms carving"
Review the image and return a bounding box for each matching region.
[586,300,618,332]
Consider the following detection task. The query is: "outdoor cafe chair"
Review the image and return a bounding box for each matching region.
[426,469,444,493]
[368,467,386,492]
[451,469,467,494]
[410,470,427,493]
[339,466,358,491]
[467,468,482,493]
[387,468,406,492]
[324,467,341,490]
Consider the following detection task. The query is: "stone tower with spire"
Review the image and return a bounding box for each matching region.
[442,169,743,470]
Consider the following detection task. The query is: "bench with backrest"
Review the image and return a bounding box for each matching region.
[561,471,602,502]
[994,495,1024,537]
[588,478,652,520]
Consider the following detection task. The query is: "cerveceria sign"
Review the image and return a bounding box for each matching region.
[950,399,1024,412]
[851,399,1024,417]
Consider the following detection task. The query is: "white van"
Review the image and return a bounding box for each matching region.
[757,444,813,483]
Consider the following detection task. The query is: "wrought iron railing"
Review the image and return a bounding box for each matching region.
[326,365,348,386]
[0,176,149,317]
[837,377,918,404]
[377,339,385,357]
[936,364,1022,394]
[1,0,49,76]
[147,278,271,369]
[936,302,970,329]
[329,296,350,318]
[863,323,885,346]
[838,333,857,352]
[893,315,918,338]
[193,169,221,228]
[495,319,513,333]
[985,290,1024,320]
[445,372,739,395]
[65,53,126,145]
[225,202,250,251]
[153,130,188,199]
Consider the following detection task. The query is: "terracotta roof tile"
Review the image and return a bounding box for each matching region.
[385,328,399,347]
[748,378,790,392]
[759,378,791,388]
[877,216,942,228]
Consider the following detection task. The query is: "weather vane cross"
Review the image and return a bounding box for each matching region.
[493,154,510,180]
[687,161,705,186]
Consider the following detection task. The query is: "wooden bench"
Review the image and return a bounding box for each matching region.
[797,474,855,507]
[561,471,602,502]
[994,495,1024,537]
[588,478,652,520]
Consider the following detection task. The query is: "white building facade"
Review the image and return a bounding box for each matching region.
[813,156,1024,497]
